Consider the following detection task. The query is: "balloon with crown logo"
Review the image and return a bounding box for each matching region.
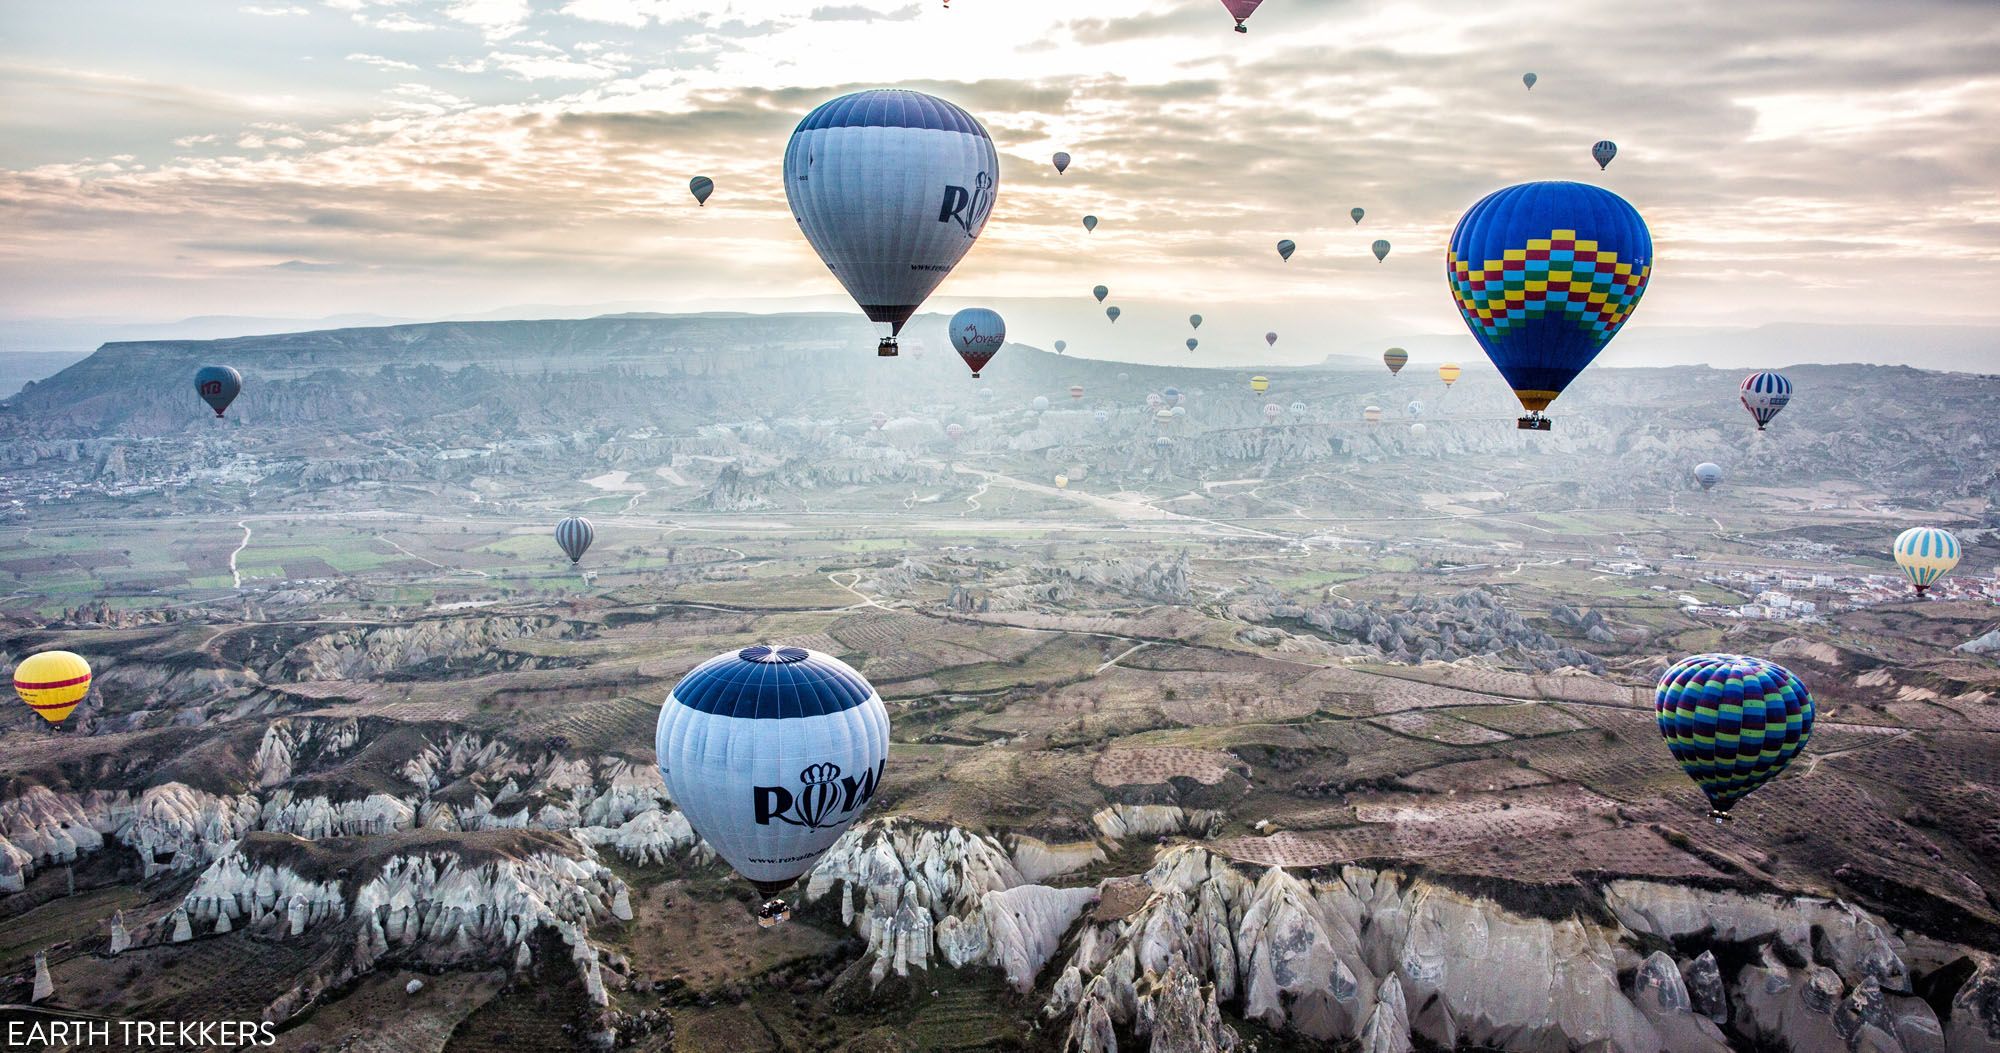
[655,645,890,923]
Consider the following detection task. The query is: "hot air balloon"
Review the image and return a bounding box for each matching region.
[1106,306,1121,323]
[195,366,242,419]
[1363,405,1383,423]
[1052,151,1071,174]
[1054,474,1069,489]
[13,651,91,724]
[1740,372,1792,431]
[950,307,1005,378]
[1447,181,1652,430]
[1082,215,1098,232]
[1054,340,1067,355]
[1031,395,1050,413]
[1655,654,1813,821]
[656,645,889,920]
[1694,463,1722,491]
[1371,239,1391,262]
[946,423,965,440]
[1189,314,1202,330]
[1439,363,1462,387]
[1265,332,1277,347]
[1592,140,1618,170]
[1383,348,1408,376]
[978,387,995,402]
[1249,375,1269,393]
[1116,372,1129,382]
[1069,385,1084,400]
[1522,72,1537,90]
[1406,399,1423,418]
[785,90,998,357]
[1219,0,1261,31]
[1289,401,1306,415]
[555,516,595,565]
[1187,338,1199,352]
[1154,409,1175,424]
[1893,527,1960,597]
[1093,285,1108,303]
[1155,435,1173,450]
[1351,207,1364,225]
[1409,422,1427,438]
[689,176,714,206]
[1163,386,1182,405]
[1263,403,1282,422]
[870,412,888,430]
[1093,410,1109,424]
[1169,405,1186,418]
[1146,393,1164,410]
[1276,239,1295,261]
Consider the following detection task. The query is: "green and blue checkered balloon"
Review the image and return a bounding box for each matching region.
[1655,654,1814,820]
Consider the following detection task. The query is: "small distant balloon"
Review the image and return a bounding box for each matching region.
[689,176,714,206]
[1054,340,1067,354]
[1363,405,1383,423]
[1052,151,1071,174]
[195,365,242,419]
[1693,462,1722,490]
[1069,384,1084,400]
[946,423,965,440]
[555,516,595,565]
[1372,239,1391,262]
[1740,371,1792,431]
[1383,348,1408,376]
[1276,239,1296,261]
[1350,207,1364,225]
[1106,306,1120,323]
[1289,401,1305,415]
[1409,422,1427,438]
[1031,395,1050,413]
[870,412,888,430]
[1054,474,1069,489]
[1263,403,1282,421]
[1265,332,1277,347]
[1189,314,1202,330]
[1092,285,1108,303]
[1893,527,1960,597]
[1187,338,1199,352]
[1219,0,1262,32]
[1093,410,1109,424]
[1522,72,1537,90]
[950,307,1006,378]
[1082,215,1098,232]
[1406,399,1423,418]
[1439,363,1461,387]
[1592,140,1618,170]
[1249,375,1269,393]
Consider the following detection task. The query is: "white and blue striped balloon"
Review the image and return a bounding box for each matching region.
[784,91,999,348]
[655,646,890,896]
[1740,371,1793,430]
[554,516,594,564]
[1893,527,1960,595]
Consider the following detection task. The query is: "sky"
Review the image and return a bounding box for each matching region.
[2,0,1998,365]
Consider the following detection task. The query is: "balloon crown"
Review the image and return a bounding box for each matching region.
[740,645,810,664]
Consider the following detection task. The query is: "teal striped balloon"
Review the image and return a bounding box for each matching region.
[1892,526,1959,596]
[1655,654,1813,820]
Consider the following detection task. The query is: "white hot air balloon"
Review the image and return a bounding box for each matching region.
[655,646,890,921]
[785,90,999,357]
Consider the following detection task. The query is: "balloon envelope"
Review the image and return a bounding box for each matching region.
[656,645,890,895]
[1189,314,1202,330]
[1522,72,1537,90]
[1031,395,1050,413]
[785,91,998,348]
[1052,151,1070,174]
[1655,654,1813,818]
[949,307,1006,377]
[1409,422,1427,438]
[1276,239,1295,261]
[1289,402,1305,415]
[1740,372,1792,430]
[1082,215,1098,232]
[1371,239,1391,261]
[1439,363,1461,386]
[1694,462,1722,490]
[1187,338,1199,352]
[1406,400,1423,418]
[1383,348,1408,375]
[13,650,91,724]
[1263,403,1282,420]
[1249,376,1269,393]
[1893,527,1960,595]
[1054,340,1067,354]
[555,516,595,564]
[1350,207,1364,224]
[195,365,242,418]
[1592,140,1618,170]
[1447,181,1652,414]
[1092,285,1108,303]
[1363,405,1383,422]
[1106,306,1120,322]
[1054,474,1068,489]
[689,176,714,206]
[1265,332,1277,347]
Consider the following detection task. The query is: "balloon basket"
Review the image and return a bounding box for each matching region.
[1708,809,1732,825]
[877,339,899,357]
[755,899,792,928]
[1516,414,1551,432]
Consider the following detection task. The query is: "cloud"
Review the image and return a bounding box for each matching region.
[442,0,531,39]
[240,4,310,14]
[808,4,920,21]
[488,51,621,82]
[348,53,421,72]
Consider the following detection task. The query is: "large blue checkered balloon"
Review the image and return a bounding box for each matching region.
[1655,654,1813,819]
[1447,181,1653,418]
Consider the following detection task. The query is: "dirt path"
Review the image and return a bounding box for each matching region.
[229,521,252,588]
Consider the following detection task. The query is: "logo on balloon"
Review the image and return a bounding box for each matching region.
[200,381,224,396]
[753,760,884,829]
[937,171,994,239]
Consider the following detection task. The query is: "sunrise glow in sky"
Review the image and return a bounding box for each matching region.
[3,0,1997,348]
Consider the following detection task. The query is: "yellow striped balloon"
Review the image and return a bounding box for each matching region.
[1250,376,1270,393]
[14,651,92,723]
[1893,527,1959,597]
[1438,363,1462,387]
